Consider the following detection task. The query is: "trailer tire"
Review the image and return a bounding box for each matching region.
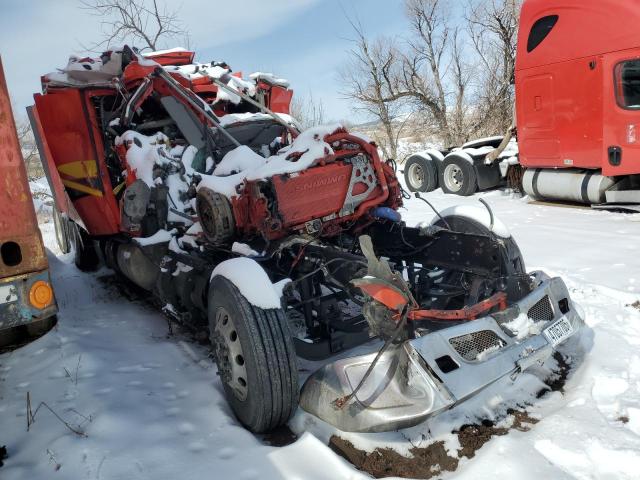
[208,276,299,433]
[71,224,100,272]
[440,154,478,196]
[404,154,439,192]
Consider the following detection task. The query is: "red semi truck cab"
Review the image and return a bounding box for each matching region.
[516,0,640,204]
[0,57,57,345]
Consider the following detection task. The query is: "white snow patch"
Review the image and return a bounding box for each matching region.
[133,228,176,246]
[231,242,260,257]
[213,145,265,176]
[249,72,290,88]
[211,258,285,309]
[115,131,169,186]
[433,204,511,238]
[502,313,544,340]
[198,124,341,198]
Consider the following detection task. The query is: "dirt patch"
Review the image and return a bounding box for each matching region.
[261,425,298,447]
[618,415,630,424]
[329,353,569,479]
[330,436,457,479]
[456,410,538,460]
[536,352,570,398]
[328,354,568,480]
[330,410,538,479]
[627,300,640,311]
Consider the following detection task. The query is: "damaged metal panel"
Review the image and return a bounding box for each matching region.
[0,270,57,331]
[0,57,48,278]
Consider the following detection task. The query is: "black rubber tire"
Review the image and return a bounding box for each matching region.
[53,207,71,254]
[439,154,478,196]
[208,276,299,433]
[71,224,100,272]
[404,154,439,192]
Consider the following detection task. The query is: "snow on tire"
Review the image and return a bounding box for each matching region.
[404,154,439,192]
[208,275,299,433]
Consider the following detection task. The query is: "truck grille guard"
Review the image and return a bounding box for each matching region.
[299,272,584,433]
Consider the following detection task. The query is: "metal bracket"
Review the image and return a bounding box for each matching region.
[339,155,377,217]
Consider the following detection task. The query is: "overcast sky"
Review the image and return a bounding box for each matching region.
[0,0,407,122]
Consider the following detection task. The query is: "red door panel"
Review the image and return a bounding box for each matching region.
[33,90,120,235]
[602,49,640,176]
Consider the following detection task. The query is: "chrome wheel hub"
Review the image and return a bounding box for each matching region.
[213,307,248,401]
[443,164,464,192]
[408,163,425,188]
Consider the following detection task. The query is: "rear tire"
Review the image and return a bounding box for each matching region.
[404,154,439,192]
[71,224,100,272]
[208,276,299,433]
[440,154,478,196]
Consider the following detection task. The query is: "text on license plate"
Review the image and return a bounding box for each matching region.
[544,316,574,347]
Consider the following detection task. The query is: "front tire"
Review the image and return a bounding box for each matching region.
[440,154,478,196]
[404,154,439,192]
[208,276,299,433]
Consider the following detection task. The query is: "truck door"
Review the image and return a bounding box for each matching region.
[516,72,561,166]
[33,89,120,235]
[602,50,640,176]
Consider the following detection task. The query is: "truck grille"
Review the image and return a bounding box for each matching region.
[527,295,554,321]
[449,330,506,361]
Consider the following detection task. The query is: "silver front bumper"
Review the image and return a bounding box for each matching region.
[299,273,584,432]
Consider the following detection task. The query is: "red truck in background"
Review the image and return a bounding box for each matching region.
[0,57,57,347]
[405,0,640,208]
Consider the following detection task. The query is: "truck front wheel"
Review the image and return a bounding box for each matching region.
[440,154,478,196]
[208,276,299,433]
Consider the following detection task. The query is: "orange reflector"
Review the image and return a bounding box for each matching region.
[29,280,53,309]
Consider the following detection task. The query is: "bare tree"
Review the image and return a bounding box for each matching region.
[15,116,43,181]
[290,92,326,130]
[466,0,521,135]
[79,0,189,51]
[391,0,477,146]
[339,23,405,160]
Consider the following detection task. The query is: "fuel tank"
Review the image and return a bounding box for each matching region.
[523,168,616,204]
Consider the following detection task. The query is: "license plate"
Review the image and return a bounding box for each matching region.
[0,284,18,304]
[544,316,574,347]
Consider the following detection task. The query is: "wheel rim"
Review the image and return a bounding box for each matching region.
[407,163,425,188]
[443,164,464,193]
[214,307,248,401]
[53,209,66,252]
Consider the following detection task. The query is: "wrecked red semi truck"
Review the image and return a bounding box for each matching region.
[405,0,640,208]
[30,46,584,433]
[0,57,57,347]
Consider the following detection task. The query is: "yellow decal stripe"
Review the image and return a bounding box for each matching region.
[57,160,99,179]
[61,179,104,197]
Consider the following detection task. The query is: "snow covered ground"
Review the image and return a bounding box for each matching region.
[2,187,640,479]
